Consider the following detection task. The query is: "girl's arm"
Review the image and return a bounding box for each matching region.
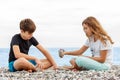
[63,45,88,56]
[86,50,108,63]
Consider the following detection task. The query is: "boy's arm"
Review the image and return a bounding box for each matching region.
[13,45,37,60]
[36,44,57,68]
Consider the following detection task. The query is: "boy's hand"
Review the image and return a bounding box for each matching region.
[35,58,44,71]
[53,64,58,70]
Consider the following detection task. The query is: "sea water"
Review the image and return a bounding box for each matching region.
[0,47,120,67]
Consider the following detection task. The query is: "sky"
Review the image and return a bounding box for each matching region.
[0,0,120,48]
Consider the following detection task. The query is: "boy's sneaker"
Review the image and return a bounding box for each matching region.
[58,49,65,58]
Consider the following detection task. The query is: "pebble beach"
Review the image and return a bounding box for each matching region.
[0,65,120,80]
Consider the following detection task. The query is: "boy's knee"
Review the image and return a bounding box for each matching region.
[16,57,28,64]
[17,57,26,61]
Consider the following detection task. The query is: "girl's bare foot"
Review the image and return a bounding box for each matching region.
[57,66,74,70]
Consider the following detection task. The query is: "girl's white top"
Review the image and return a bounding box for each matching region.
[84,36,113,67]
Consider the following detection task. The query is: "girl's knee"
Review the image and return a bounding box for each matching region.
[70,58,82,70]
[70,58,75,63]
[70,58,76,66]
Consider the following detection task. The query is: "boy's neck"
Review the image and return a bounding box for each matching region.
[20,33,26,40]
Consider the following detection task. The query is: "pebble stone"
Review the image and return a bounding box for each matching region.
[0,65,120,80]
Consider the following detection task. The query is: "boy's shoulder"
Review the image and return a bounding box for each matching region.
[12,34,20,40]
[12,34,20,37]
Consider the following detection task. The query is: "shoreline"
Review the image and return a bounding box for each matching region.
[0,65,120,80]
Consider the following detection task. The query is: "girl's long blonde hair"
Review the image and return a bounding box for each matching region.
[82,16,114,45]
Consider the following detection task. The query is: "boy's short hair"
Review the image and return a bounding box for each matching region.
[20,18,36,33]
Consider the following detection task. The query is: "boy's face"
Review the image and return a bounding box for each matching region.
[20,30,33,40]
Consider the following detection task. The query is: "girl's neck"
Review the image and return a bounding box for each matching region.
[94,35,98,42]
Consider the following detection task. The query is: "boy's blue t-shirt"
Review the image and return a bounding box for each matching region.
[8,34,39,63]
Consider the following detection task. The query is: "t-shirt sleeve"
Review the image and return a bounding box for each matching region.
[30,37,39,46]
[11,36,20,46]
[84,39,90,47]
[100,40,112,50]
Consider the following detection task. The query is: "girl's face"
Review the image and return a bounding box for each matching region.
[83,24,93,37]
[21,30,33,40]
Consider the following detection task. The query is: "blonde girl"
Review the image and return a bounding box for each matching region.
[59,16,114,70]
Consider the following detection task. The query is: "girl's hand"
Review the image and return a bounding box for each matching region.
[59,49,65,58]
